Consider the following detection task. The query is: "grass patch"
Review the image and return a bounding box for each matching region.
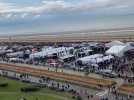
[0,76,74,100]
[125,84,134,87]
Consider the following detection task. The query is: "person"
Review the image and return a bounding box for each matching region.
[48,68,49,71]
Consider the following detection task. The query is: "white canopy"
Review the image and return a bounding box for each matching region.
[30,47,74,59]
[0,46,8,50]
[78,54,103,61]
[87,55,114,64]
[6,51,24,57]
[105,40,124,48]
[76,54,103,65]
[59,54,74,60]
[9,58,24,62]
[77,54,114,65]
[106,45,134,57]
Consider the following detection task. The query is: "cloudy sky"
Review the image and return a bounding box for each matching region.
[0,0,134,35]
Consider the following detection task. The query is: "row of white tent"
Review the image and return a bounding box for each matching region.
[30,47,74,59]
[1,40,134,63]
[76,40,134,66]
[76,54,114,65]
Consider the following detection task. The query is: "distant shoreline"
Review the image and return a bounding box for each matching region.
[0,26,134,37]
[0,27,134,43]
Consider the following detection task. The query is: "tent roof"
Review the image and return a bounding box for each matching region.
[30,47,74,58]
[106,45,134,57]
[105,40,124,48]
[77,54,103,62]
[59,54,74,60]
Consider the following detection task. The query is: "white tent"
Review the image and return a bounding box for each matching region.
[30,47,74,59]
[76,54,103,65]
[87,55,114,64]
[6,51,24,58]
[105,40,124,48]
[9,58,25,63]
[59,54,74,60]
[106,45,134,57]
[0,46,8,50]
[126,42,134,47]
[76,54,114,66]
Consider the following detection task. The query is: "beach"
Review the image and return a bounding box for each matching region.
[0,27,134,43]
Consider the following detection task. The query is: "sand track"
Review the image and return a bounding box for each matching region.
[0,63,115,88]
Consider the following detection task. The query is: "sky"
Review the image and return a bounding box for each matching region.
[0,0,134,35]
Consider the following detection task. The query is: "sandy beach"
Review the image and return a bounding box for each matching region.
[0,28,134,43]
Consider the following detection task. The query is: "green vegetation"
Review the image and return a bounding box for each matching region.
[0,76,74,100]
[126,84,134,87]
